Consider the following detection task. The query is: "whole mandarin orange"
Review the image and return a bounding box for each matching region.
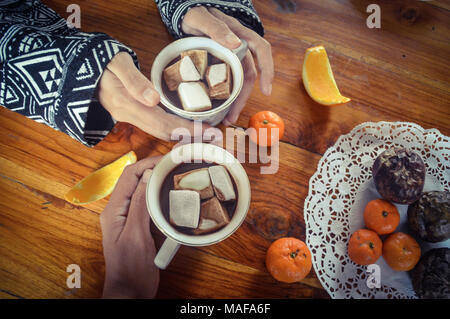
[364,199,400,235]
[348,229,382,265]
[382,232,421,271]
[248,111,285,147]
[266,237,312,283]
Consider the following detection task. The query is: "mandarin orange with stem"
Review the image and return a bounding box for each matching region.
[266,237,312,283]
[348,229,382,265]
[364,199,400,235]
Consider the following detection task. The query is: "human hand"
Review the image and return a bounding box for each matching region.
[99,52,214,141]
[100,156,162,299]
[182,7,274,126]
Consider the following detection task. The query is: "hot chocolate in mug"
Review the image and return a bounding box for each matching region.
[146,143,251,269]
[151,37,247,126]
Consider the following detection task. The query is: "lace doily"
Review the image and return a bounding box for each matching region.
[304,122,450,299]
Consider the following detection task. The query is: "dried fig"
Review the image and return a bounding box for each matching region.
[407,191,450,243]
[372,147,425,204]
[410,248,450,299]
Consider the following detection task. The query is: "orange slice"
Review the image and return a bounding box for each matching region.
[302,45,351,105]
[65,151,137,205]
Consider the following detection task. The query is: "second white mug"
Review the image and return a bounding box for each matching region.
[146,143,251,269]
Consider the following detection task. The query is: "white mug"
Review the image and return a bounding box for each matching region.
[150,37,247,126]
[146,143,251,269]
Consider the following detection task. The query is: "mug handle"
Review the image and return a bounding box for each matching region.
[154,237,181,270]
[232,39,248,61]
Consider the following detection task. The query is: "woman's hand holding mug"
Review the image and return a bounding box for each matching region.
[182,7,274,126]
[100,156,162,299]
[98,52,213,141]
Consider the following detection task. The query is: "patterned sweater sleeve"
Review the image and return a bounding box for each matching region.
[0,0,139,146]
[155,0,264,38]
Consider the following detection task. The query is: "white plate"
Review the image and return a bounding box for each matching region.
[304,121,450,299]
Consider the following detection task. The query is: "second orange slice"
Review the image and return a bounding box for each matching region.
[65,151,137,205]
[302,45,351,105]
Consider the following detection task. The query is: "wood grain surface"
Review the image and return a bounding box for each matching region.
[0,0,449,299]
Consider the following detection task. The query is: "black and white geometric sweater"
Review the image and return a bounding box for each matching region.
[0,0,263,146]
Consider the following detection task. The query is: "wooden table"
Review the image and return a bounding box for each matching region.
[0,0,448,299]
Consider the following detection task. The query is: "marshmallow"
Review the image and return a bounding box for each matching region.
[173,168,214,199]
[206,63,231,100]
[208,165,236,201]
[193,197,230,235]
[163,56,201,91]
[169,190,200,228]
[177,82,212,112]
[181,50,208,79]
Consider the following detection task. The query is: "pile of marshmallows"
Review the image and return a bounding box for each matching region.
[163,50,231,112]
[170,165,236,234]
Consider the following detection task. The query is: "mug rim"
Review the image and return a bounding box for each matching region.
[150,37,244,117]
[146,143,251,247]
